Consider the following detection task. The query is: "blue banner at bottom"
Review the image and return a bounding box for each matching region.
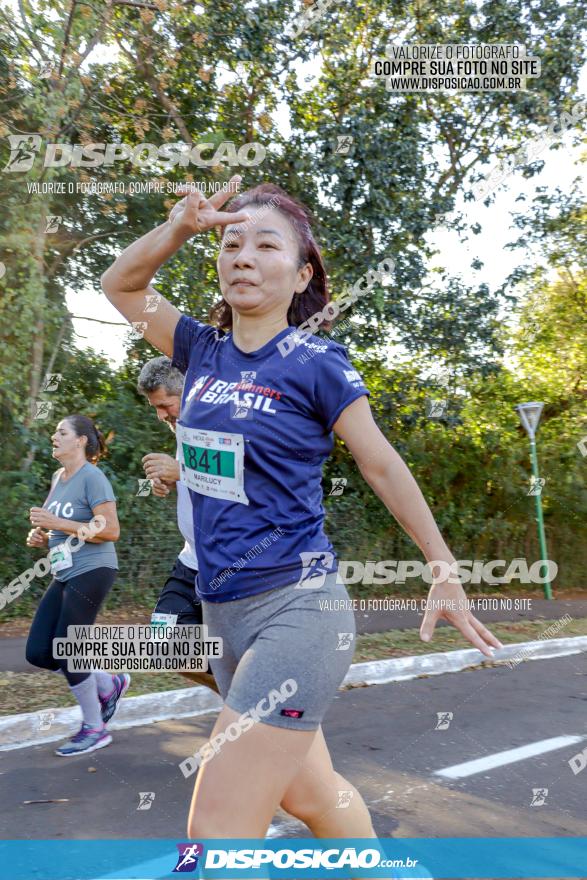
[1,838,586,879]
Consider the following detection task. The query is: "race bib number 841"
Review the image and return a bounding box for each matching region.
[176,424,249,505]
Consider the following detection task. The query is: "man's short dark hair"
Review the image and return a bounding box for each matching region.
[137,356,184,397]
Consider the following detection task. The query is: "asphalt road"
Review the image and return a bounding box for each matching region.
[1,653,586,842]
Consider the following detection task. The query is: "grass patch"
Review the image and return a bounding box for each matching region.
[0,670,197,716]
[352,616,587,662]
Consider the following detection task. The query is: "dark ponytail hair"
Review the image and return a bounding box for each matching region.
[65,414,106,464]
[209,183,331,332]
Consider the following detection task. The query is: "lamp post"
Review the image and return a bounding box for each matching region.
[515,402,553,600]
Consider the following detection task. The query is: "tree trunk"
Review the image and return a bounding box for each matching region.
[23,205,48,470]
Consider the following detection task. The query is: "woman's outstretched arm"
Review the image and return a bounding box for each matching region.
[334,396,503,657]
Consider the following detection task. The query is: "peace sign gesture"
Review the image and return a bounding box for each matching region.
[168,174,252,237]
[102,173,254,358]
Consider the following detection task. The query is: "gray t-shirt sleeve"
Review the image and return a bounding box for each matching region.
[85,467,116,509]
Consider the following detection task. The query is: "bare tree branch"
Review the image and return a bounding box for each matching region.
[17,0,50,63]
[74,5,116,69]
[69,314,129,325]
[54,1,116,100]
[43,316,70,377]
[116,38,193,142]
[57,0,77,80]
[111,0,159,8]
[46,229,129,278]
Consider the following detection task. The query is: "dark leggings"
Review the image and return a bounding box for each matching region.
[25,567,117,685]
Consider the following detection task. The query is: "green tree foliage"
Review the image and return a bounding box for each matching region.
[1,0,586,616]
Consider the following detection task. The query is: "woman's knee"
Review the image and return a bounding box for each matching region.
[25,642,59,671]
[187,800,264,838]
[280,769,340,823]
[187,813,222,839]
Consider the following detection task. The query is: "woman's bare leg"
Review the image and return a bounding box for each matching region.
[279,726,376,837]
[186,712,388,880]
[187,704,318,838]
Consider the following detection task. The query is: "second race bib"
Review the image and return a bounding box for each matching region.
[49,542,73,575]
[176,425,249,506]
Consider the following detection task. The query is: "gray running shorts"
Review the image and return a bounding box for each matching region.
[201,571,356,731]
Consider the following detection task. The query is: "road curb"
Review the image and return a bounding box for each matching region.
[2,635,586,751]
[342,634,587,687]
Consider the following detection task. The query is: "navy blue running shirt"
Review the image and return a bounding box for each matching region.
[172,315,369,602]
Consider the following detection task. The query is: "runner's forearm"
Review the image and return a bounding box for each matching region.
[101,221,192,294]
[53,518,118,543]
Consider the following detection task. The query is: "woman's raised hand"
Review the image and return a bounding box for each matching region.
[168,174,252,237]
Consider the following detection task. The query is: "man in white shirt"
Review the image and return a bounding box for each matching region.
[137,356,218,693]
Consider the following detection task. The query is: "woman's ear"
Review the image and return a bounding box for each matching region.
[295,261,314,293]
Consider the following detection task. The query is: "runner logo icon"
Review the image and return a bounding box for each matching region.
[173,843,204,873]
[435,712,453,730]
[231,400,254,420]
[336,632,354,650]
[530,788,548,806]
[295,551,335,589]
[3,134,42,172]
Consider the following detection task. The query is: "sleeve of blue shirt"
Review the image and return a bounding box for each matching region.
[172,314,215,375]
[311,343,370,432]
[85,467,116,509]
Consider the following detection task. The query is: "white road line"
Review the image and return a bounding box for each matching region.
[435,734,587,779]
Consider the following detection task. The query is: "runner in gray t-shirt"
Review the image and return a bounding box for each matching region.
[25,414,129,757]
[44,461,118,579]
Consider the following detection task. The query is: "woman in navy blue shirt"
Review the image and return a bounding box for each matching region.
[102,176,501,840]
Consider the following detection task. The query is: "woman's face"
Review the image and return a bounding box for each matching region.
[51,420,83,459]
[217,207,313,321]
